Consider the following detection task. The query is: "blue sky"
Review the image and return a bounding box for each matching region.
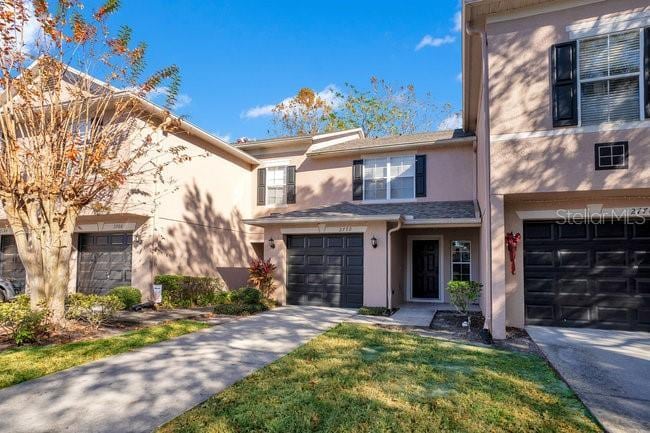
[104,1,462,141]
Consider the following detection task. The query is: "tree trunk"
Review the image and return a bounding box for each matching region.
[3,198,78,322]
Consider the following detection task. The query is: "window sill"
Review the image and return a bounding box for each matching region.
[361,198,418,204]
[263,204,288,209]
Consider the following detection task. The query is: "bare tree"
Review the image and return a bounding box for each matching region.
[271,87,334,136]
[0,0,186,320]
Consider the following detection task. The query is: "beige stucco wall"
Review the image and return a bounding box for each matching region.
[150,131,260,290]
[250,143,476,218]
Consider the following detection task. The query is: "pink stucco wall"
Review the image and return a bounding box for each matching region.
[250,143,476,217]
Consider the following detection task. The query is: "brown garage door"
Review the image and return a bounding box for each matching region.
[0,235,26,293]
[286,234,363,308]
[524,221,650,331]
[77,232,133,294]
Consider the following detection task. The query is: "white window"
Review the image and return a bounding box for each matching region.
[578,30,643,125]
[266,166,286,205]
[363,156,415,201]
[451,241,471,281]
[595,142,628,170]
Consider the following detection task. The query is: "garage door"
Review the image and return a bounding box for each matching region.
[0,235,26,293]
[77,232,133,294]
[286,234,363,307]
[524,221,650,331]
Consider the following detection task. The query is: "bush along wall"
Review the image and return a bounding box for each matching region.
[154,275,225,308]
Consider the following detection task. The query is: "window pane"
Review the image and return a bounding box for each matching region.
[609,31,640,75]
[266,166,286,204]
[581,81,608,125]
[267,166,286,186]
[609,77,639,122]
[363,158,387,180]
[390,176,414,199]
[580,36,608,79]
[364,179,387,200]
[389,156,415,178]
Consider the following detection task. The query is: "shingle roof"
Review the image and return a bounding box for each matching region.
[244,200,478,225]
[307,129,475,157]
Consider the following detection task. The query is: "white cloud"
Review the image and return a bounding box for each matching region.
[456,72,462,82]
[453,10,462,32]
[415,34,455,51]
[242,84,343,119]
[438,112,463,131]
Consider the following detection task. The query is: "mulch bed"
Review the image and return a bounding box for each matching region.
[426,310,542,355]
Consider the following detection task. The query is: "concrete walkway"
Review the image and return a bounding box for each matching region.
[527,326,650,433]
[0,306,355,433]
[349,303,435,326]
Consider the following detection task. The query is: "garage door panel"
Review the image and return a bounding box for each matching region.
[286,234,363,308]
[525,220,650,331]
[594,279,629,294]
[558,224,588,240]
[558,250,591,267]
[558,279,590,294]
[593,222,627,239]
[525,251,555,267]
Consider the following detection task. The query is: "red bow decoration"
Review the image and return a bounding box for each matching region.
[505,232,521,275]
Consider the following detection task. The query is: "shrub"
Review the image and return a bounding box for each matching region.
[212,287,269,316]
[109,286,142,310]
[154,275,224,308]
[0,295,50,345]
[228,287,263,305]
[358,306,393,316]
[213,302,267,316]
[447,280,482,316]
[65,293,124,328]
[247,259,276,298]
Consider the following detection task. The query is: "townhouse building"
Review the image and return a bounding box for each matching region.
[1,0,648,338]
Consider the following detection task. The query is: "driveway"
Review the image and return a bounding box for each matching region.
[0,306,355,433]
[527,326,650,433]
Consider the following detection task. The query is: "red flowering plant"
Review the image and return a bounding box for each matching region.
[505,232,522,275]
[247,259,277,299]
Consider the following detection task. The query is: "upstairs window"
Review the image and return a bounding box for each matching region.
[363,156,415,201]
[266,166,286,205]
[579,30,642,125]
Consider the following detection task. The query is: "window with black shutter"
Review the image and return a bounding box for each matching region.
[352,160,363,201]
[256,168,266,205]
[552,41,578,127]
[286,166,296,204]
[415,155,426,198]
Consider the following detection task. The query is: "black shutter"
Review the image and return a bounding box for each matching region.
[551,41,578,127]
[286,166,296,204]
[256,168,266,205]
[415,155,426,197]
[352,159,363,201]
[643,27,650,119]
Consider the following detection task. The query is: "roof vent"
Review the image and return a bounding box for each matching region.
[236,137,250,143]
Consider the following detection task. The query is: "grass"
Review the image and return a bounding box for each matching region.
[158,323,601,433]
[0,319,211,389]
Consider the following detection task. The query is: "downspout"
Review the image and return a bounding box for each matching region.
[466,21,494,335]
[386,218,403,310]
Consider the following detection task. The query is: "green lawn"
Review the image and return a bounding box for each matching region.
[0,320,211,389]
[159,323,601,433]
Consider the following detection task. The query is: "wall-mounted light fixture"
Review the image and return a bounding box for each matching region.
[269,237,276,249]
[371,236,378,249]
